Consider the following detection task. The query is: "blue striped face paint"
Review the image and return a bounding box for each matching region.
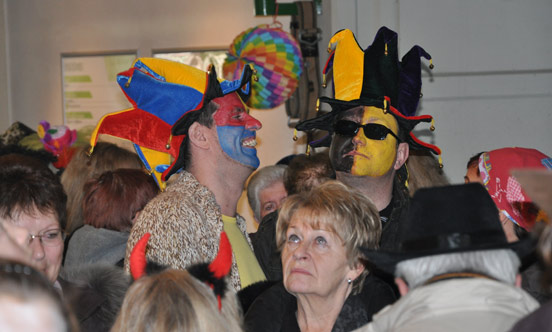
[212,93,261,169]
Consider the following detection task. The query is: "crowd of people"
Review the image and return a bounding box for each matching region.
[0,26,551,332]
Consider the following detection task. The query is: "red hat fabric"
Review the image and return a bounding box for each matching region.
[479,147,552,230]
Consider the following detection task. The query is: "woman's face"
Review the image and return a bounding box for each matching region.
[9,209,63,283]
[281,209,361,298]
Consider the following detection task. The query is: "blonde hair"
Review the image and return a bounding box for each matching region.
[61,143,142,234]
[111,269,243,332]
[276,180,381,294]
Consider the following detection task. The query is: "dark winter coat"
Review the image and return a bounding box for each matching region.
[378,178,409,251]
[59,264,131,332]
[251,211,281,281]
[243,275,397,332]
[510,300,552,332]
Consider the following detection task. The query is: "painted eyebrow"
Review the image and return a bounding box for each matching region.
[366,116,393,124]
[233,106,247,114]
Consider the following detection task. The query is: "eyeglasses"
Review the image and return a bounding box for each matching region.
[27,229,65,247]
[334,120,401,141]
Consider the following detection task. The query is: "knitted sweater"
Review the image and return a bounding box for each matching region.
[124,171,252,290]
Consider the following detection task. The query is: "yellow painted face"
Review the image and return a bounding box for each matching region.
[330,106,400,177]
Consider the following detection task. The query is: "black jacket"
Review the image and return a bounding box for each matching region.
[379,179,410,251]
[59,264,130,332]
[243,275,397,332]
[251,211,281,281]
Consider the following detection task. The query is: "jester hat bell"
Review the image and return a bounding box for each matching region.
[296,27,440,157]
[90,58,254,187]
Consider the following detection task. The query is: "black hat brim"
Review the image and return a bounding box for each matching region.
[361,234,535,275]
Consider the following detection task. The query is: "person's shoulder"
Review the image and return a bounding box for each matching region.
[254,211,278,241]
[359,274,398,304]
[260,211,279,227]
[61,264,130,295]
[237,280,278,313]
[252,282,294,311]
[134,186,199,224]
[60,264,131,331]
[243,282,294,332]
[510,300,552,332]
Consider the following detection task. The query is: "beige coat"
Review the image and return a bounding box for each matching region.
[124,171,251,290]
[355,278,539,332]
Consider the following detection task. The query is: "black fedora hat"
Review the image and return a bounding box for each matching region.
[361,183,535,275]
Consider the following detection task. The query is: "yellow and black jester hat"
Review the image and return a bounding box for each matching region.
[295,27,441,160]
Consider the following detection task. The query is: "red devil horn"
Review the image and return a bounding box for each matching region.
[130,233,151,280]
[209,232,232,279]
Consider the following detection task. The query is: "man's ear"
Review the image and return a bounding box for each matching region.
[515,273,522,288]
[187,122,210,150]
[394,277,409,296]
[394,142,409,170]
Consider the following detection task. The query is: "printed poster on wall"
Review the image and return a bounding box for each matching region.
[62,53,136,130]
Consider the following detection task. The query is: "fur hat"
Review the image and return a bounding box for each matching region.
[361,183,535,275]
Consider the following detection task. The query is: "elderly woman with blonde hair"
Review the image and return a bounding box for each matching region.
[244,180,397,332]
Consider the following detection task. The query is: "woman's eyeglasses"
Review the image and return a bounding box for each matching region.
[334,120,401,141]
[27,229,65,247]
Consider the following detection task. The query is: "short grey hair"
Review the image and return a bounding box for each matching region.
[395,249,520,289]
[247,165,287,221]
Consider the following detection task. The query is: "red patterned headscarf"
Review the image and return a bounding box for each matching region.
[479,147,552,230]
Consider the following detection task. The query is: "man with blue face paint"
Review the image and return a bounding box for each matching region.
[212,93,262,169]
[112,58,266,291]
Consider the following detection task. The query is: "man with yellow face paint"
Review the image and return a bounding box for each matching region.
[330,106,404,177]
[296,27,441,250]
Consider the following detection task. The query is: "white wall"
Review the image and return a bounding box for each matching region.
[3,0,288,128]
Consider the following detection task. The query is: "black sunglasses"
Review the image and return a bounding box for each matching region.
[334,120,401,141]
